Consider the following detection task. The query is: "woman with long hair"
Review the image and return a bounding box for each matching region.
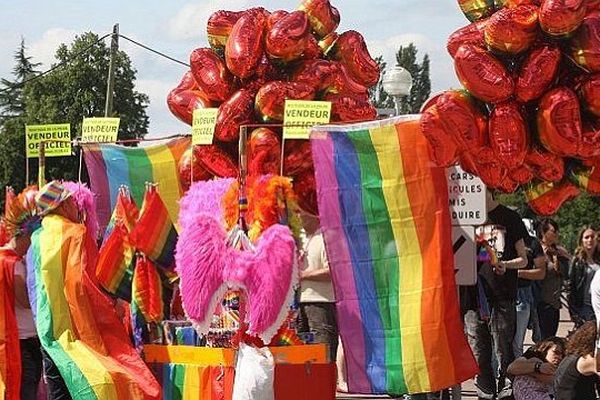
[533,218,570,339]
[553,321,599,399]
[508,336,566,399]
[568,225,600,326]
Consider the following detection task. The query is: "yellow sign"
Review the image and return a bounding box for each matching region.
[192,108,219,145]
[283,100,331,140]
[25,124,72,158]
[81,117,120,143]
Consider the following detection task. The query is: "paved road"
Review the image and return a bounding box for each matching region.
[337,307,576,400]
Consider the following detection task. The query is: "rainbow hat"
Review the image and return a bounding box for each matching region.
[35,181,72,216]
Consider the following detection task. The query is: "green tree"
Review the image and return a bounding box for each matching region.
[0,39,40,194]
[395,43,431,114]
[369,56,395,110]
[21,32,149,183]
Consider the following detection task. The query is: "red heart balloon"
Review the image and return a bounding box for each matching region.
[526,180,580,216]
[580,74,600,117]
[489,101,529,169]
[420,104,459,167]
[580,128,600,159]
[589,0,600,11]
[207,10,245,51]
[225,9,267,78]
[454,44,514,103]
[293,59,338,92]
[167,89,213,126]
[302,35,322,60]
[539,0,586,36]
[172,70,199,93]
[525,147,565,182]
[196,144,239,178]
[190,48,237,102]
[498,175,520,193]
[298,0,340,38]
[266,10,289,30]
[475,160,509,189]
[318,32,338,55]
[458,0,496,22]
[248,128,281,176]
[293,168,318,215]
[255,81,316,122]
[178,147,214,191]
[283,140,313,176]
[215,89,256,142]
[447,19,488,58]
[330,31,381,87]
[324,93,377,122]
[516,45,561,102]
[495,0,540,8]
[537,87,582,157]
[484,5,539,54]
[266,10,310,62]
[571,11,600,73]
[509,165,534,185]
[436,90,488,154]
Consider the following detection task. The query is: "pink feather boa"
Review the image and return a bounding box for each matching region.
[63,181,99,241]
[177,178,235,230]
[175,210,297,343]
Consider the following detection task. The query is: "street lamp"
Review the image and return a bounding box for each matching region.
[382,65,413,116]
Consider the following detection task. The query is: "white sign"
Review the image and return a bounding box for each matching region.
[447,165,486,226]
[452,225,477,286]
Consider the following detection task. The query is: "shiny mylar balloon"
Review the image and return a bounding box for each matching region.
[267,10,289,30]
[435,90,488,153]
[580,74,600,117]
[293,59,338,92]
[484,5,539,54]
[225,9,267,79]
[509,165,534,185]
[525,147,565,182]
[214,89,256,142]
[318,32,338,55]
[248,128,281,176]
[420,105,459,167]
[476,160,509,189]
[325,93,378,122]
[178,147,213,191]
[330,31,381,87]
[283,140,313,176]
[580,128,600,159]
[494,0,539,8]
[207,10,245,51]
[166,89,213,126]
[293,168,318,215]
[447,19,488,58]
[489,101,528,169]
[458,0,496,22]
[255,81,316,122]
[537,87,582,157]
[589,0,600,11]
[298,0,340,38]
[196,144,238,178]
[190,48,236,102]
[454,44,514,103]
[303,35,322,59]
[498,175,520,193]
[266,10,310,62]
[539,0,586,36]
[571,12,600,73]
[515,45,561,102]
[526,180,580,216]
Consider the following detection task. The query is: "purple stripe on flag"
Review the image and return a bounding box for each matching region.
[311,132,371,393]
[83,144,112,236]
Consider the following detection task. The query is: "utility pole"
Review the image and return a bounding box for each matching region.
[104,23,119,117]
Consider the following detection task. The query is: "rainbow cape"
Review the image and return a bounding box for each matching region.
[0,249,21,400]
[27,215,161,399]
[131,187,178,269]
[310,116,477,395]
[83,137,190,235]
[96,189,139,300]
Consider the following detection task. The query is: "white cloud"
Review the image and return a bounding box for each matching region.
[166,1,251,42]
[137,78,188,138]
[29,28,78,68]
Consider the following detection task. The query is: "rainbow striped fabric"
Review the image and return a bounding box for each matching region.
[151,364,234,400]
[131,188,178,269]
[27,215,161,400]
[0,249,21,400]
[83,137,190,235]
[310,116,477,395]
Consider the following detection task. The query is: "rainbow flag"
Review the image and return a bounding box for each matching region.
[132,257,166,323]
[96,189,139,300]
[310,116,477,395]
[0,249,21,400]
[83,137,190,235]
[26,215,161,400]
[151,364,234,400]
[131,188,178,269]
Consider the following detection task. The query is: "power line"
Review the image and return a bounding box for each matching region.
[118,34,190,68]
[0,33,111,94]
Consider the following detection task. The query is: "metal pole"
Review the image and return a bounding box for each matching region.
[38,141,46,189]
[25,155,29,186]
[104,23,119,117]
[392,95,401,116]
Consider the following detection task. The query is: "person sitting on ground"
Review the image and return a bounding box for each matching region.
[553,320,600,400]
[508,336,566,400]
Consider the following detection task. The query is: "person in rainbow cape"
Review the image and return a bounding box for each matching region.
[0,186,42,400]
[27,181,161,400]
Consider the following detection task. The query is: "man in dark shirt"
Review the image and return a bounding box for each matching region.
[461,190,529,400]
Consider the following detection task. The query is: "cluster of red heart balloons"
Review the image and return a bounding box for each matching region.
[420,0,600,215]
[168,0,381,214]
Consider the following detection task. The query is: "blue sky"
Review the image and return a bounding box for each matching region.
[0,0,466,138]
